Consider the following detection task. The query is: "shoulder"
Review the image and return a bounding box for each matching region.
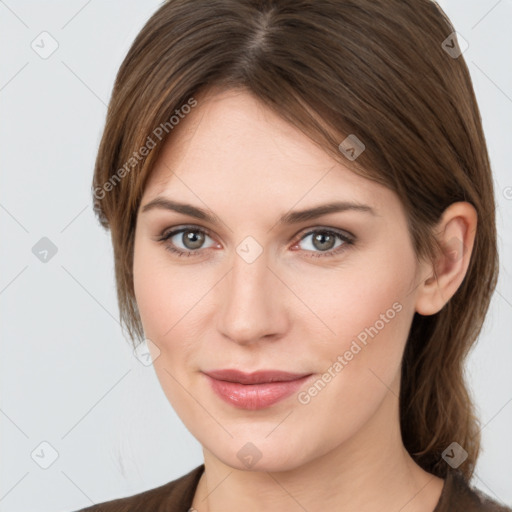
[71,464,204,512]
[436,467,512,512]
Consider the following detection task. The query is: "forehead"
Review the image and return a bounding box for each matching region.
[142,88,393,216]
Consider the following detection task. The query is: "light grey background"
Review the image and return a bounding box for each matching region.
[0,1,511,511]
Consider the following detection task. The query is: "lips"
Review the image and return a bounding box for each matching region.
[203,369,313,410]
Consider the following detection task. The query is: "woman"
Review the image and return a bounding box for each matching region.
[78,0,511,510]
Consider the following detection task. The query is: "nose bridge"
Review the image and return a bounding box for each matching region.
[216,242,286,344]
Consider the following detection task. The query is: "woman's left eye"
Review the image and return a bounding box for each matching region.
[293,229,354,258]
[157,226,354,258]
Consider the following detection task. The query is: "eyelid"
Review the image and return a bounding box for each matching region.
[293,226,355,243]
[160,224,215,241]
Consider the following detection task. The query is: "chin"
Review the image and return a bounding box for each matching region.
[204,435,317,474]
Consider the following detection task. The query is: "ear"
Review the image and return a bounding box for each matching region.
[415,201,477,316]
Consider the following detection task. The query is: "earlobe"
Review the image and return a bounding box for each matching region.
[415,202,477,316]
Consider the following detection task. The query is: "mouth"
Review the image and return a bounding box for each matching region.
[202,369,313,410]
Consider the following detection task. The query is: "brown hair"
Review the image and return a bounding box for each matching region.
[92,0,498,481]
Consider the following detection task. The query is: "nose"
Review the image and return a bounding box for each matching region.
[216,247,290,346]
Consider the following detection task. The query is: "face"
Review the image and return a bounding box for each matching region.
[133,88,425,472]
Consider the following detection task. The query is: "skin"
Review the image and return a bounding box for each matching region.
[132,87,477,512]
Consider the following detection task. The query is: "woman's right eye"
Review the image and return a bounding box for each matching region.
[158,227,217,257]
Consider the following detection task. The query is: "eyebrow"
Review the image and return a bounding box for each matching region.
[140,197,376,224]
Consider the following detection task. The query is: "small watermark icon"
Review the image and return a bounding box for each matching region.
[338,134,365,161]
[442,441,468,468]
[31,31,59,59]
[236,236,263,264]
[133,338,161,366]
[32,237,58,263]
[445,236,466,264]
[237,442,262,468]
[441,31,469,58]
[31,441,59,469]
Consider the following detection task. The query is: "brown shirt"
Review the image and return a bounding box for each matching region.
[74,464,512,512]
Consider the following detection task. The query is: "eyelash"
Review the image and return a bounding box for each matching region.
[157,225,355,259]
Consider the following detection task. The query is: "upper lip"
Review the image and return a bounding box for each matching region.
[203,369,312,384]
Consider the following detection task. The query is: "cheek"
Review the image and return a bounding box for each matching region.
[133,242,200,341]
[133,241,219,395]
[133,243,201,415]
[133,240,184,366]
[296,243,417,409]
[292,275,413,448]
[298,243,416,345]
[133,253,169,340]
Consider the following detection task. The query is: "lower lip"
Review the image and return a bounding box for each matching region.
[204,374,313,410]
